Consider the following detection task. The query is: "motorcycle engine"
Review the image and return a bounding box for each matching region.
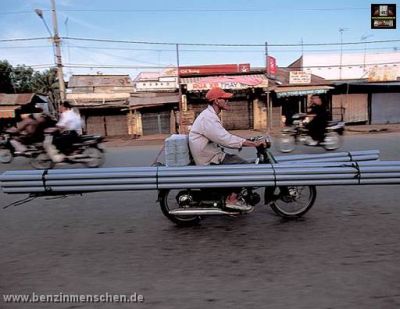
[177,192,193,208]
[241,189,261,206]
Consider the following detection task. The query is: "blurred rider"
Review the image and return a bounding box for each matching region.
[45,101,83,162]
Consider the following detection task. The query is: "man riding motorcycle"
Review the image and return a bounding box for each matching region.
[44,101,83,163]
[305,94,330,145]
[188,87,266,211]
[7,112,55,154]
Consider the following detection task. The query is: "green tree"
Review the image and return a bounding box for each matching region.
[10,65,34,93]
[31,68,60,112]
[0,60,14,93]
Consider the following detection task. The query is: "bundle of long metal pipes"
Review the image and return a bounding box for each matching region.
[157,160,400,189]
[2,159,400,194]
[1,167,157,194]
[275,150,379,163]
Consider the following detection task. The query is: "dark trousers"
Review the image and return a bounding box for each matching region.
[221,153,249,165]
[308,121,326,142]
[53,131,79,153]
[220,153,248,195]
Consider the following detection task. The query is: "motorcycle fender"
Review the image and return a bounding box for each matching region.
[264,186,276,205]
[157,190,166,203]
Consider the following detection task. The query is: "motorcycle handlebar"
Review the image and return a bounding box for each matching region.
[248,136,272,149]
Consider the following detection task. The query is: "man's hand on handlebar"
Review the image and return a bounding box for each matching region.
[243,139,267,149]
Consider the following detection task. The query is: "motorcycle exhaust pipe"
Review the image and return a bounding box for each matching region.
[168,208,240,216]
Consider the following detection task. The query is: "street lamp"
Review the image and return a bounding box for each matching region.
[339,27,349,80]
[361,34,373,72]
[34,1,66,103]
[34,9,53,37]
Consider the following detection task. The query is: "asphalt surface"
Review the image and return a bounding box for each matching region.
[1,133,400,309]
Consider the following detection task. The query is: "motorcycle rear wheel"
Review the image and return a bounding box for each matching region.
[278,134,296,153]
[0,148,13,163]
[159,189,201,226]
[266,185,317,218]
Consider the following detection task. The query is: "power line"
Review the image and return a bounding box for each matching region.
[0,11,34,15]
[69,44,169,66]
[1,36,399,47]
[69,45,400,54]
[0,60,398,73]
[62,61,400,69]
[0,7,368,15]
[1,44,400,54]
[0,37,51,42]
[0,45,51,49]
[0,64,55,72]
[62,36,400,47]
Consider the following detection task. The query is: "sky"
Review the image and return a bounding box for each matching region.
[0,0,399,80]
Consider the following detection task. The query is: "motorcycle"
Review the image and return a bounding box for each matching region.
[278,113,345,153]
[30,133,105,169]
[0,131,44,164]
[157,136,317,226]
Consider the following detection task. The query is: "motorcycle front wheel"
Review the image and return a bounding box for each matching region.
[323,132,342,151]
[83,147,104,168]
[158,189,201,226]
[30,153,54,169]
[0,148,13,163]
[277,134,296,153]
[266,186,317,218]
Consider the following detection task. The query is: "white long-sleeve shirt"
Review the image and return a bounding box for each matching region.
[57,109,83,134]
[189,105,246,165]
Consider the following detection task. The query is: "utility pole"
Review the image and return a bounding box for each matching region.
[176,44,183,133]
[51,0,66,103]
[301,37,304,58]
[265,41,272,132]
[265,41,269,77]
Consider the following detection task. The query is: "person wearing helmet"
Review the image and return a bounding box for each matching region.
[189,87,266,211]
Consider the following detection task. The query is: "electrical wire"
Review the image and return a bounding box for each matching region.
[61,61,400,69]
[1,36,399,47]
[62,36,400,47]
[0,37,51,42]
[0,7,369,15]
[1,44,399,54]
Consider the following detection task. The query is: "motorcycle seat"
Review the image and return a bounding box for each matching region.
[292,113,307,120]
[328,121,339,126]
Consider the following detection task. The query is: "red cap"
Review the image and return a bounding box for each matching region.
[205,87,233,101]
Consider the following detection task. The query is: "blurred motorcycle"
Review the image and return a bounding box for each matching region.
[30,133,105,169]
[0,131,44,164]
[278,113,345,153]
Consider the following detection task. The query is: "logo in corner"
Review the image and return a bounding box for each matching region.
[371,4,396,29]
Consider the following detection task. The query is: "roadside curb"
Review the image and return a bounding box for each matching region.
[346,128,389,133]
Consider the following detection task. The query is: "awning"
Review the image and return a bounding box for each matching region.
[129,94,179,106]
[181,74,268,91]
[69,97,128,109]
[274,85,333,98]
[0,106,19,119]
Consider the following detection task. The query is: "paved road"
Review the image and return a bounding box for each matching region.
[1,133,400,308]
